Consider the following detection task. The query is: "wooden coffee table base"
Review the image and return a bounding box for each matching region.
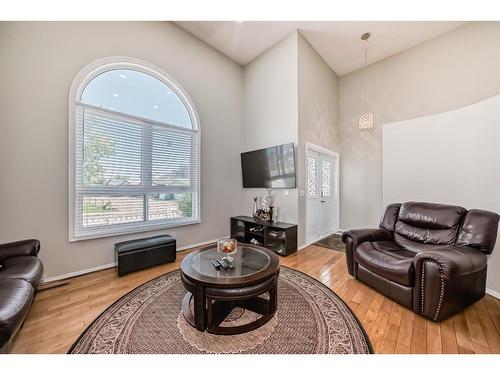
[181,277,278,335]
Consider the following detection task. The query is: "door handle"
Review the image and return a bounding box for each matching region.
[321,200,326,203]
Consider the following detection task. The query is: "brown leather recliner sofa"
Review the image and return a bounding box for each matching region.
[342,202,499,322]
[0,239,43,353]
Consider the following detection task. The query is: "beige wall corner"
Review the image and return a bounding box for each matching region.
[297,32,340,246]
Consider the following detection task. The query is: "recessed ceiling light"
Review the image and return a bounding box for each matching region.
[110,107,114,110]
[113,93,119,97]
[153,105,159,109]
[119,74,127,79]
[166,91,171,95]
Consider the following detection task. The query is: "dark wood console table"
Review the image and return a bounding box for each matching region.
[230,216,298,256]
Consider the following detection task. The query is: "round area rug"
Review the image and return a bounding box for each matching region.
[68,267,372,354]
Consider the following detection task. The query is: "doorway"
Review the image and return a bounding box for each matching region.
[305,143,339,244]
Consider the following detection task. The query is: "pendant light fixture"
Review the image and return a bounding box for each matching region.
[358,32,374,130]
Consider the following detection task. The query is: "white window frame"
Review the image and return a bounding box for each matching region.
[68,57,201,241]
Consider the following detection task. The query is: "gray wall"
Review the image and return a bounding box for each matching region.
[297,33,340,245]
[0,22,244,279]
[241,32,299,224]
[339,22,500,229]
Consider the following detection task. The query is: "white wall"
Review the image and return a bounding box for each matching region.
[339,22,500,229]
[241,32,299,224]
[0,22,244,279]
[383,95,500,293]
[297,33,340,245]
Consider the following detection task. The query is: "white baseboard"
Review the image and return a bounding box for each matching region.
[40,237,221,284]
[486,288,500,299]
[41,262,117,284]
[176,238,218,252]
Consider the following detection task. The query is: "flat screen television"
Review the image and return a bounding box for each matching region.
[241,143,296,188]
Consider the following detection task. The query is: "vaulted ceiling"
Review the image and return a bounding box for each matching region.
[175,21,467,76]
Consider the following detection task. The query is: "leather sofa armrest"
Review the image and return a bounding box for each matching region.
[342,228,393,244]
[413,246,487,321]
[341,228,392,277]
[0,239,40,262]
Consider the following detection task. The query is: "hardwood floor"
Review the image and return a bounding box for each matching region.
[10,245,500,354]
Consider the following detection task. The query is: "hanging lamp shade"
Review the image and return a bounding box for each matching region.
[358,32,374,130]
[358,112,374,130]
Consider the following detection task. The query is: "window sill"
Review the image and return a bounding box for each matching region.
[69,219,201,242]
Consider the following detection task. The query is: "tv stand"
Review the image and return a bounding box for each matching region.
[230,216,298,256]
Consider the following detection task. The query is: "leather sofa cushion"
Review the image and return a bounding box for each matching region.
[395,202,467,249]
[0,279,34,350]
[379,203,402,232]
[395,222,457,246]
[398,202,466,229]
[355,241,416,287]
[393,233,447,253]
[357,265,414,309]
[0,256,43,288]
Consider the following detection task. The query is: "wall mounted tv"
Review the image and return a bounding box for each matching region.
[241,143,296,188]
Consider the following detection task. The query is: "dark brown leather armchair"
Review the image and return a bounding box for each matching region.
[342,202,499,322]
[0,239,43,353]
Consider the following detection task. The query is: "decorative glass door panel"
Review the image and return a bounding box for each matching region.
[306,148,338,242]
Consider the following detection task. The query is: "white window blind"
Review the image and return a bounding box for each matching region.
[70,64,200,240]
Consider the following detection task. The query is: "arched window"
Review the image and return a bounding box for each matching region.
[69,58,200,241]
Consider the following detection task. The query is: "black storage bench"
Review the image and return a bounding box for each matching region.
[114,235,176,276]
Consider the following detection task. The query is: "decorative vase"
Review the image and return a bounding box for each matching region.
[252,196,258,219]
[217,238,238,262]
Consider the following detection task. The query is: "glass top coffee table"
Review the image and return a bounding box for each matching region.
[180,243,280,335]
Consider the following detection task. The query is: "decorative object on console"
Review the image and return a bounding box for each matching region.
[251,192,275,223]
[342,201,499,322]
[272,206,278,222]
[252,196,258,220]
[263,190,272,210]
[250,238,261,246]
[358,32,374,130]
[256,209,269,222]
[216,238,238,262]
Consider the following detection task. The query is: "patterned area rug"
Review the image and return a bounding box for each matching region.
[69,267,371,354]
[314,233,345,252]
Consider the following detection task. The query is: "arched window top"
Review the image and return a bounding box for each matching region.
[79,68,192,129]
[69,57,200,241]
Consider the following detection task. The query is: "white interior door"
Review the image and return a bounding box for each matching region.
[306,146,339,243]
[306,149,321,242]
[319,154,337,235]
